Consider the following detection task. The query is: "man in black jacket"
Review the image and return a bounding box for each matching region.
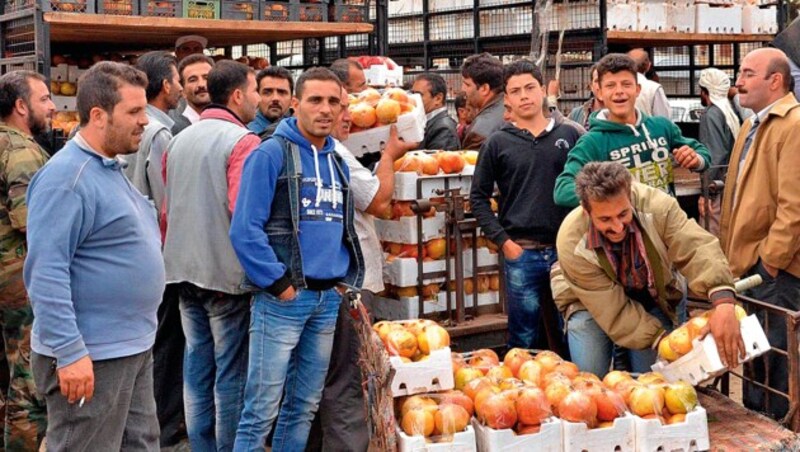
[411,73,460,150]
[471,60,583,350]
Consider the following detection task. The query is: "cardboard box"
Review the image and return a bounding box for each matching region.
[472,417,562,452]
[375,213,447,244]
[667,2,695,33]
[343,93,426,158]
[637,1,668,32]
[634,407,710,451]
[368,291,500,319]
[607,3,638,31]
[383,249,499,287]
[562,414,636,452]
[651,314,770,385]
[397,423,477,452]
[393,165,475,201]
[51,95,77,111]
[390,347,454,396]
[695,4,742,33]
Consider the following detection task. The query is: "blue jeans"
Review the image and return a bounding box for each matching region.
[567,306,672,377]
[504,248,558,349]
[179,283,250,452]
[234,288,340,452]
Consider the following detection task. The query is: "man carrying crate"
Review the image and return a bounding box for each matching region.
[551,161,745,376]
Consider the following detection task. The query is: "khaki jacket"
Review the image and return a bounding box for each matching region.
[551,183,735,350]
[720,93,800,278]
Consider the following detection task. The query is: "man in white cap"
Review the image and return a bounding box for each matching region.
[175,35,207,62]
[697,68,742,236]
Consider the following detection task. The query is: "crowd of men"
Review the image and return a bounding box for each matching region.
[0,25,798,451]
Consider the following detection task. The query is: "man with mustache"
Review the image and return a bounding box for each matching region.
[248,66,293,136]
[0,70,53,450]
[25,62,164,450]
[720,47,800,421]
[163,60,262,451]
[551,162,744,377]
[172,54,214,136]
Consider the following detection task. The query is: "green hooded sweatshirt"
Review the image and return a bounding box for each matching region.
[553,109,711,208]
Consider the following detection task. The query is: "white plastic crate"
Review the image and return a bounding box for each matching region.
[384,249,500,287]
[369,291,500,320]
[375,213,446,244]
[651,314,770,385]
[393,166,475,201]
[389,0,422,15]
[471,417,562,452]
[365,63,405,87]
[637,1,667,32]
[51,64,68,82]
[667,2,695,32]
[562,414,636,452]
[397,423,477,452]
[51,95,77,112]
[607,2,638,31]
[742,5,778,34]
[343,93,426,158]
[390,346,455,396]
[634,407,710,452]
[695,4,742,33]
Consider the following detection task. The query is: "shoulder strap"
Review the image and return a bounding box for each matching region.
[271,135,302,177]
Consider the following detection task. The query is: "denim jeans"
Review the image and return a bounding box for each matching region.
[234,288,340,452]
[504,248,558,349]
[567,306,673,377]
[743,260,800,421]
[179,283,250,452]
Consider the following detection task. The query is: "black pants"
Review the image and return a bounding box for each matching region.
[306,291,370,452]
[152,284,186,447]
[743,260,800,421]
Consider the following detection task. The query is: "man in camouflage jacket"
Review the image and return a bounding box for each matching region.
[0,70,53,450]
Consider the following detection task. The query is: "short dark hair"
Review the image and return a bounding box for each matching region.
[135,51,178,101]
[0,70,46,119]
[502,59,544,92]
[454,92,467,110]
[461,52,504,93]
[76,62,147,126]
[256,66,294,95]
[295,67,342,100]
[414,73,448,101]
[575,162,633,211]
[177,53,214,83]
[330,58,363,85]
[766,54,793,93]
[595,54,639,85]
[207,60,254,105]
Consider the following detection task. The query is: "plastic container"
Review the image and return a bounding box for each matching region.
[375,213,446,244]
[634,407,710,451]
[695,3,742,33]
[330,3,367,22]
[370,291,500,320]
[471,417,562,452]
[343,93,425,158]
[98,0,139,15]
[390,347,454,397]
[651,314,770,385]
[397,423,477,452]
[296,1,327,21]
[221,0,260,19]
[262,1,293,20]
[562,414,636,452]
[393,166,475,202]
[46,0,93,13]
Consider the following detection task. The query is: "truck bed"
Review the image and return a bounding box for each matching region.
[701,388,799,450]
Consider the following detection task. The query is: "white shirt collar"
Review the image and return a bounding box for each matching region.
[755,99,781,125]
[183,105,202,124]
[426,106,448,121]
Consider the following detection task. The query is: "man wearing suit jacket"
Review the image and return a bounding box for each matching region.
[412,73,460,151]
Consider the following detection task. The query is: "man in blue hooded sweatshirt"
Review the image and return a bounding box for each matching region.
[230,67,364,452]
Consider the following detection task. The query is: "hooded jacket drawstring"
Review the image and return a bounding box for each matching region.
[623,110,659,154]
[311,144,338,209]
[327,153,337,210]
[312,144,323,207]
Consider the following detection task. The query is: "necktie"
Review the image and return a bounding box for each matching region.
[738,116,760,177]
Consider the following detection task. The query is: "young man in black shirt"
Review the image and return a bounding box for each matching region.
[471,60,583,349]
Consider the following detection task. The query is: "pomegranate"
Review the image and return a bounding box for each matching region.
[558,390,598,426]
[478,393,518,430]
[434,404,470,435]
[385,328,418,358]
[439,390,474,417]
[417,324,450,354]
[401,408,435,437]
[515,386,551,426]
[629,385,666,417]
[518,360,545,387]
[349,102,377,128]
[376,98,401,124]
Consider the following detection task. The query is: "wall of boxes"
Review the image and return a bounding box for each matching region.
[609,0,779,34]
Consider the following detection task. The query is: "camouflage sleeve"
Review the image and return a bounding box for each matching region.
[4,144,47,232]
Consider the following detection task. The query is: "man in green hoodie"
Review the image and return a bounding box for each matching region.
[554,54,712,208]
